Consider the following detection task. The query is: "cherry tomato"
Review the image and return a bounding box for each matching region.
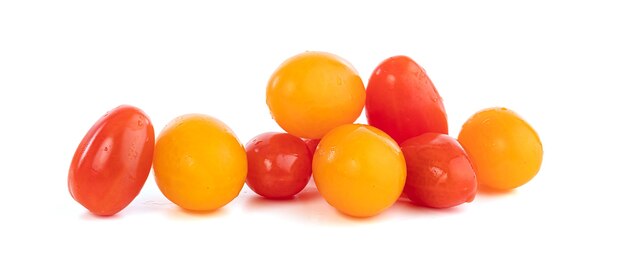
[245,132,312,199]
[304,138,320,155]
[313,124,406,217]
[68,105,155,216]
[266,51,366,139]
[458,107,543,190]
[365,55,448,144]
[153,114,247,211]
[401,133,477,208]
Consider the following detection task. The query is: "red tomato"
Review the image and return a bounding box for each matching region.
[401,133,476,208]
[245,132,312,199]
[68,105,155,216]
[304,138,320,156]
[365,55,448,144]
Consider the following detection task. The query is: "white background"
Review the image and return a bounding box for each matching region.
[1,0,625,278]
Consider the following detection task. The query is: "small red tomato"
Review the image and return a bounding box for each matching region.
[304,138,320,156]
[401,133,476,208]
[366,55,448,144]
[245,132,312,199]
[68,105,155,216]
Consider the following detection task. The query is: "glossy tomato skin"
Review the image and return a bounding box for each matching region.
[304,138,320,156]
[267,51,366,139]
[245,133,312,199]
[68,105,155,216]
[458,107,543,190]
[365,55,448,144]
[313,124,406,217]
[401,133,477,208]
[153,114,247,211]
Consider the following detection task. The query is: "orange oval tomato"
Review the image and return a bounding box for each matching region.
[266,51,366,139]
[68,105,155,216]
[153,114,247,211]
[458,107,543,190]
[313,124,406,217]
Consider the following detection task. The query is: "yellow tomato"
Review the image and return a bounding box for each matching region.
[458,107,543,190]
[312,124,406,217]
[266,51,366,139]
[153,114,247,211]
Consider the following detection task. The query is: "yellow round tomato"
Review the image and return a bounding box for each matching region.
[153,114,247,211]
[313,124,406,217]
[266,51,366,139]
[458,107,543,190]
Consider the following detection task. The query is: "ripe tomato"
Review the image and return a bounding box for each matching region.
[266,51,366,139]
[68,105,155,216]
[365,55,448,144]
[313,124,406,217]
[458,108,543,190]
[401,133,477,208]
[153,114,247,211]
[245,132,312,199]
[303,138,320,155]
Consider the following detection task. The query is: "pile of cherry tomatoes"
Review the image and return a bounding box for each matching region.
[68,52,543,217]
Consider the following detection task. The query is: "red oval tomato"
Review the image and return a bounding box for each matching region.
[365,55,448,144]
[245,132,312,199]
[68,105,155,216]
[401,133,477,208]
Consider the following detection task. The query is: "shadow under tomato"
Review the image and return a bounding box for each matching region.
[245,186,322,208]
[95,198,174,217]
[243,185,383,225]
[80,211,124,220]
[245,178,322,205]
[391,199,468,215]
[477,185,516,197]
[297,185,322,202]
[167,206,229,219]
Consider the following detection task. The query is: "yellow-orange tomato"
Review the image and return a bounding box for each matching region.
[458,108,543,190]
[266,51,366,139]
[153,114,247,211]
[313,124,406,217]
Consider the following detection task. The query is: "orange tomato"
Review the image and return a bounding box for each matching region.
[153,114,247,211]
[313,124,406,217]
[458,108,543,190]
[266,51,366,139]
